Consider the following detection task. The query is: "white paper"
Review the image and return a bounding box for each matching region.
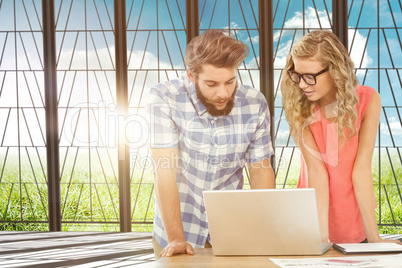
[270,254,402,267]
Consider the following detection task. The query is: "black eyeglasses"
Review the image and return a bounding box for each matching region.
[287,67,329,86]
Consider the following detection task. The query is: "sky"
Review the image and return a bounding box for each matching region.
[0,0,401,166]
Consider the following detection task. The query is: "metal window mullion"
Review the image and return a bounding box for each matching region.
[377,0,381,225]
[114,0,131,232]
[157,0,159,82]
[42,0,61,231]
[14,0,23,223]
[332,0,348,49]
[85,0,93,224]
[259,0,275,172]
[186,0,199,44]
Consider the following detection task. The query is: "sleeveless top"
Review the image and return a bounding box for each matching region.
[298,85,375,243]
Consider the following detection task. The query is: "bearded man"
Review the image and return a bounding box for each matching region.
[147,29,275,259]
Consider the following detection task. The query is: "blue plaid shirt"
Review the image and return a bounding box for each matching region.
[147,75,274,249]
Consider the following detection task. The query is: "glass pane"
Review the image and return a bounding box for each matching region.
[0,0,47,230]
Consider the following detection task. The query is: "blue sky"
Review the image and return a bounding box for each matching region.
[0,0,401,151]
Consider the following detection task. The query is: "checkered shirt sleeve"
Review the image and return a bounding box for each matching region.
[245,97,274,162]
[147,85,179,148]
[147,76,274,249]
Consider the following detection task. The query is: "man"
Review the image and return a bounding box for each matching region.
[147,29,275,259]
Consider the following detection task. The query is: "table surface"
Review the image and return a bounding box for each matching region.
[137,247,402,268]
[1,232,401,267]
[0,231,155,267]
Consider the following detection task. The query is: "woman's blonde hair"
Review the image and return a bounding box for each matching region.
[281,30,359,145]
[185,29,249,77]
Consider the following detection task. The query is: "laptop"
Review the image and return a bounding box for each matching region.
[203,188,332,255]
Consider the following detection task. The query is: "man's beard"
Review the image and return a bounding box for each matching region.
[195,82,237,117]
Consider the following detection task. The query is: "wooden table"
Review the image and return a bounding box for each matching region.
[137,247,402,268]
[137,247,340,267]
[2,232,400,267]
[0,231,155,267]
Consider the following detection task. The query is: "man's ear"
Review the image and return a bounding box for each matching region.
[187,70,195,83]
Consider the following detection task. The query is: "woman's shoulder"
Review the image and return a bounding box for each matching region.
[355,85,380,117]
[355,84,380,99]
[355,84,375,95]
[356,85,379,104]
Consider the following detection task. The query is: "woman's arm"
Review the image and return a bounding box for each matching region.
[352,91,401,244]
[299,126,330,242]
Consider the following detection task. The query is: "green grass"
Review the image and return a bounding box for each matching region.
[0,155,156,232]
[372,152,402,234]
[1,152,401,234]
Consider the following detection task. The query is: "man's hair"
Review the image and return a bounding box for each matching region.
[185,29,249,76]
[281,30,359,145]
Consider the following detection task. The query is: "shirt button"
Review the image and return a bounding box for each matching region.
[203,229,208,234]
[211,120,215,124]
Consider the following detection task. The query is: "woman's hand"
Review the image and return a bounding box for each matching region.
[368,237,402,245]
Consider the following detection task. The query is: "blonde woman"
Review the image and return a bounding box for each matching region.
[281,30,401,244]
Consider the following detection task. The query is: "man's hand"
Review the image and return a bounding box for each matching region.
[160,239,194,258]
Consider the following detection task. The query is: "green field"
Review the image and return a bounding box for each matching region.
[0,152,401,234]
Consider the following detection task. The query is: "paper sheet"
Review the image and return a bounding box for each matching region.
[269,254,402,267]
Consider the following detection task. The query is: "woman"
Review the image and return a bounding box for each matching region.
[281,30,401,244]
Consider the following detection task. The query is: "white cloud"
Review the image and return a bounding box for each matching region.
[273,7,372,70]
[275,129,290,144]
[348,29,373,68]
[288,7,331,29]
[380,117,402,137]
[274,39,293,68]
[55,46,184,71]
[233,7,374,99]
[0,7,392,151]
[224,22,240,30]
[128,49,183,70]
[56,46,115,70]
[224,22,259,45]
[273,7,331,43]
[244,35,259,44]
[0,47,181,151]
[245,56,258,69]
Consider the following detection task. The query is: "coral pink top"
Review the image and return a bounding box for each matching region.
[298,85,375,243]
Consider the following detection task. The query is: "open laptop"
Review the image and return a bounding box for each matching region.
[203,188,332,255]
